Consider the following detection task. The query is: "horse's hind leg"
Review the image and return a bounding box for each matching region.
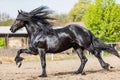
[93,50,110,70]
[73,47,88,74]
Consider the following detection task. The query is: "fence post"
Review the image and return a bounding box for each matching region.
[51,54,54,61]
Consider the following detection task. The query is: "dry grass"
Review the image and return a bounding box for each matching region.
[0,57,14,63]
[0,60,2,64]
[0,54,78,63]
[23,54,78,62]
[0,52,116,64]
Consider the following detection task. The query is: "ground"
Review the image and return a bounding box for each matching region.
[0,55,120,80]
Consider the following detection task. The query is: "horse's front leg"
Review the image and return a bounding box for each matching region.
[15,49,34,67]
[38,49,47,77]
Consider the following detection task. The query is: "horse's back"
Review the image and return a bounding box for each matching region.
[54,24,92,49]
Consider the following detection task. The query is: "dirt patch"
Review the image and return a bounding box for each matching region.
[0,56,120,80]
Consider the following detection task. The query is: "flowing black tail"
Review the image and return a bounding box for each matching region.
[89,30,120,58]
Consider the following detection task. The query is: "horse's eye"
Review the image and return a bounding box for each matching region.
[16,19,19,20]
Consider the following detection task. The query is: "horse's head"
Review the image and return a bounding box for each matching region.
[10,6,55,33]
[10,10,30,33]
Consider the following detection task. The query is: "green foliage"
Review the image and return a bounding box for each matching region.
[68,0,91,21]
[82,0,120,42]
[0,12,13,47]
[0,38,5,47]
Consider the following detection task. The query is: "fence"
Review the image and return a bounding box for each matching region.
[0,42,120,58]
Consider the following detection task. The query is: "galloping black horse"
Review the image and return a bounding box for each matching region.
[10,6,120,77]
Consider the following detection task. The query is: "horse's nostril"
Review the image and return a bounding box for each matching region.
[10,28,13,32]
[10,28,12,31]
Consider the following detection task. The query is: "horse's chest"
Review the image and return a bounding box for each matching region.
[47,38,60,48]
[33,38,46,49]
[28,36,45,51]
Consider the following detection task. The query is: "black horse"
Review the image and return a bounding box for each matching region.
[10,6,120,77]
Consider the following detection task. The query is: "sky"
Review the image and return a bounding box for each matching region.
[0,0,120,18]
[0,0,78,18]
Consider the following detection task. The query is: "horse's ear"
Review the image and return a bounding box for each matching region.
[18,10,20,14]
[20,10,23,13]
[17,10,31,21]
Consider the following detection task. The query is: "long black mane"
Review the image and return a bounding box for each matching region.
[28,6,55,34]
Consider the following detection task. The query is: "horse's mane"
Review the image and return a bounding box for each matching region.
[29,6,55,34]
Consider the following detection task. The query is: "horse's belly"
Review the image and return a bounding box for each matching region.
[47,47,72,53]
[46,42,72,53]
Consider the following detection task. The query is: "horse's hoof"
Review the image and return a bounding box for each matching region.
[15,57,24,64]
[110,66,114,69]
[118,55,120,59]
[81,72,86,75]
[103,63,110,70]
[15,57,24,67]
[75,71,86,75]
[18,62,22,68]
[75,71,81,74]
[38,74,47,77]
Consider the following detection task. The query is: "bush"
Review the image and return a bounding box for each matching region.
[82,0,120,42]
[0,38,5,47]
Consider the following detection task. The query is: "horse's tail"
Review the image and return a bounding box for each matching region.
[89,30,120,58]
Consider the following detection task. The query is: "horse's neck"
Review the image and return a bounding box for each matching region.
[25,22,39,36]
[25,21,56,41]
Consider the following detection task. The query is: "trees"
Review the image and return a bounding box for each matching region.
[0,19,14,26]
[0,12,14,26]
[82,0,120,42]
[52,14,69,26]
[68,0,91,22]
[0,12,14,47]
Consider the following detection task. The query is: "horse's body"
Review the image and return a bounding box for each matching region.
[10,6,120,77]
[31,24,91,53]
